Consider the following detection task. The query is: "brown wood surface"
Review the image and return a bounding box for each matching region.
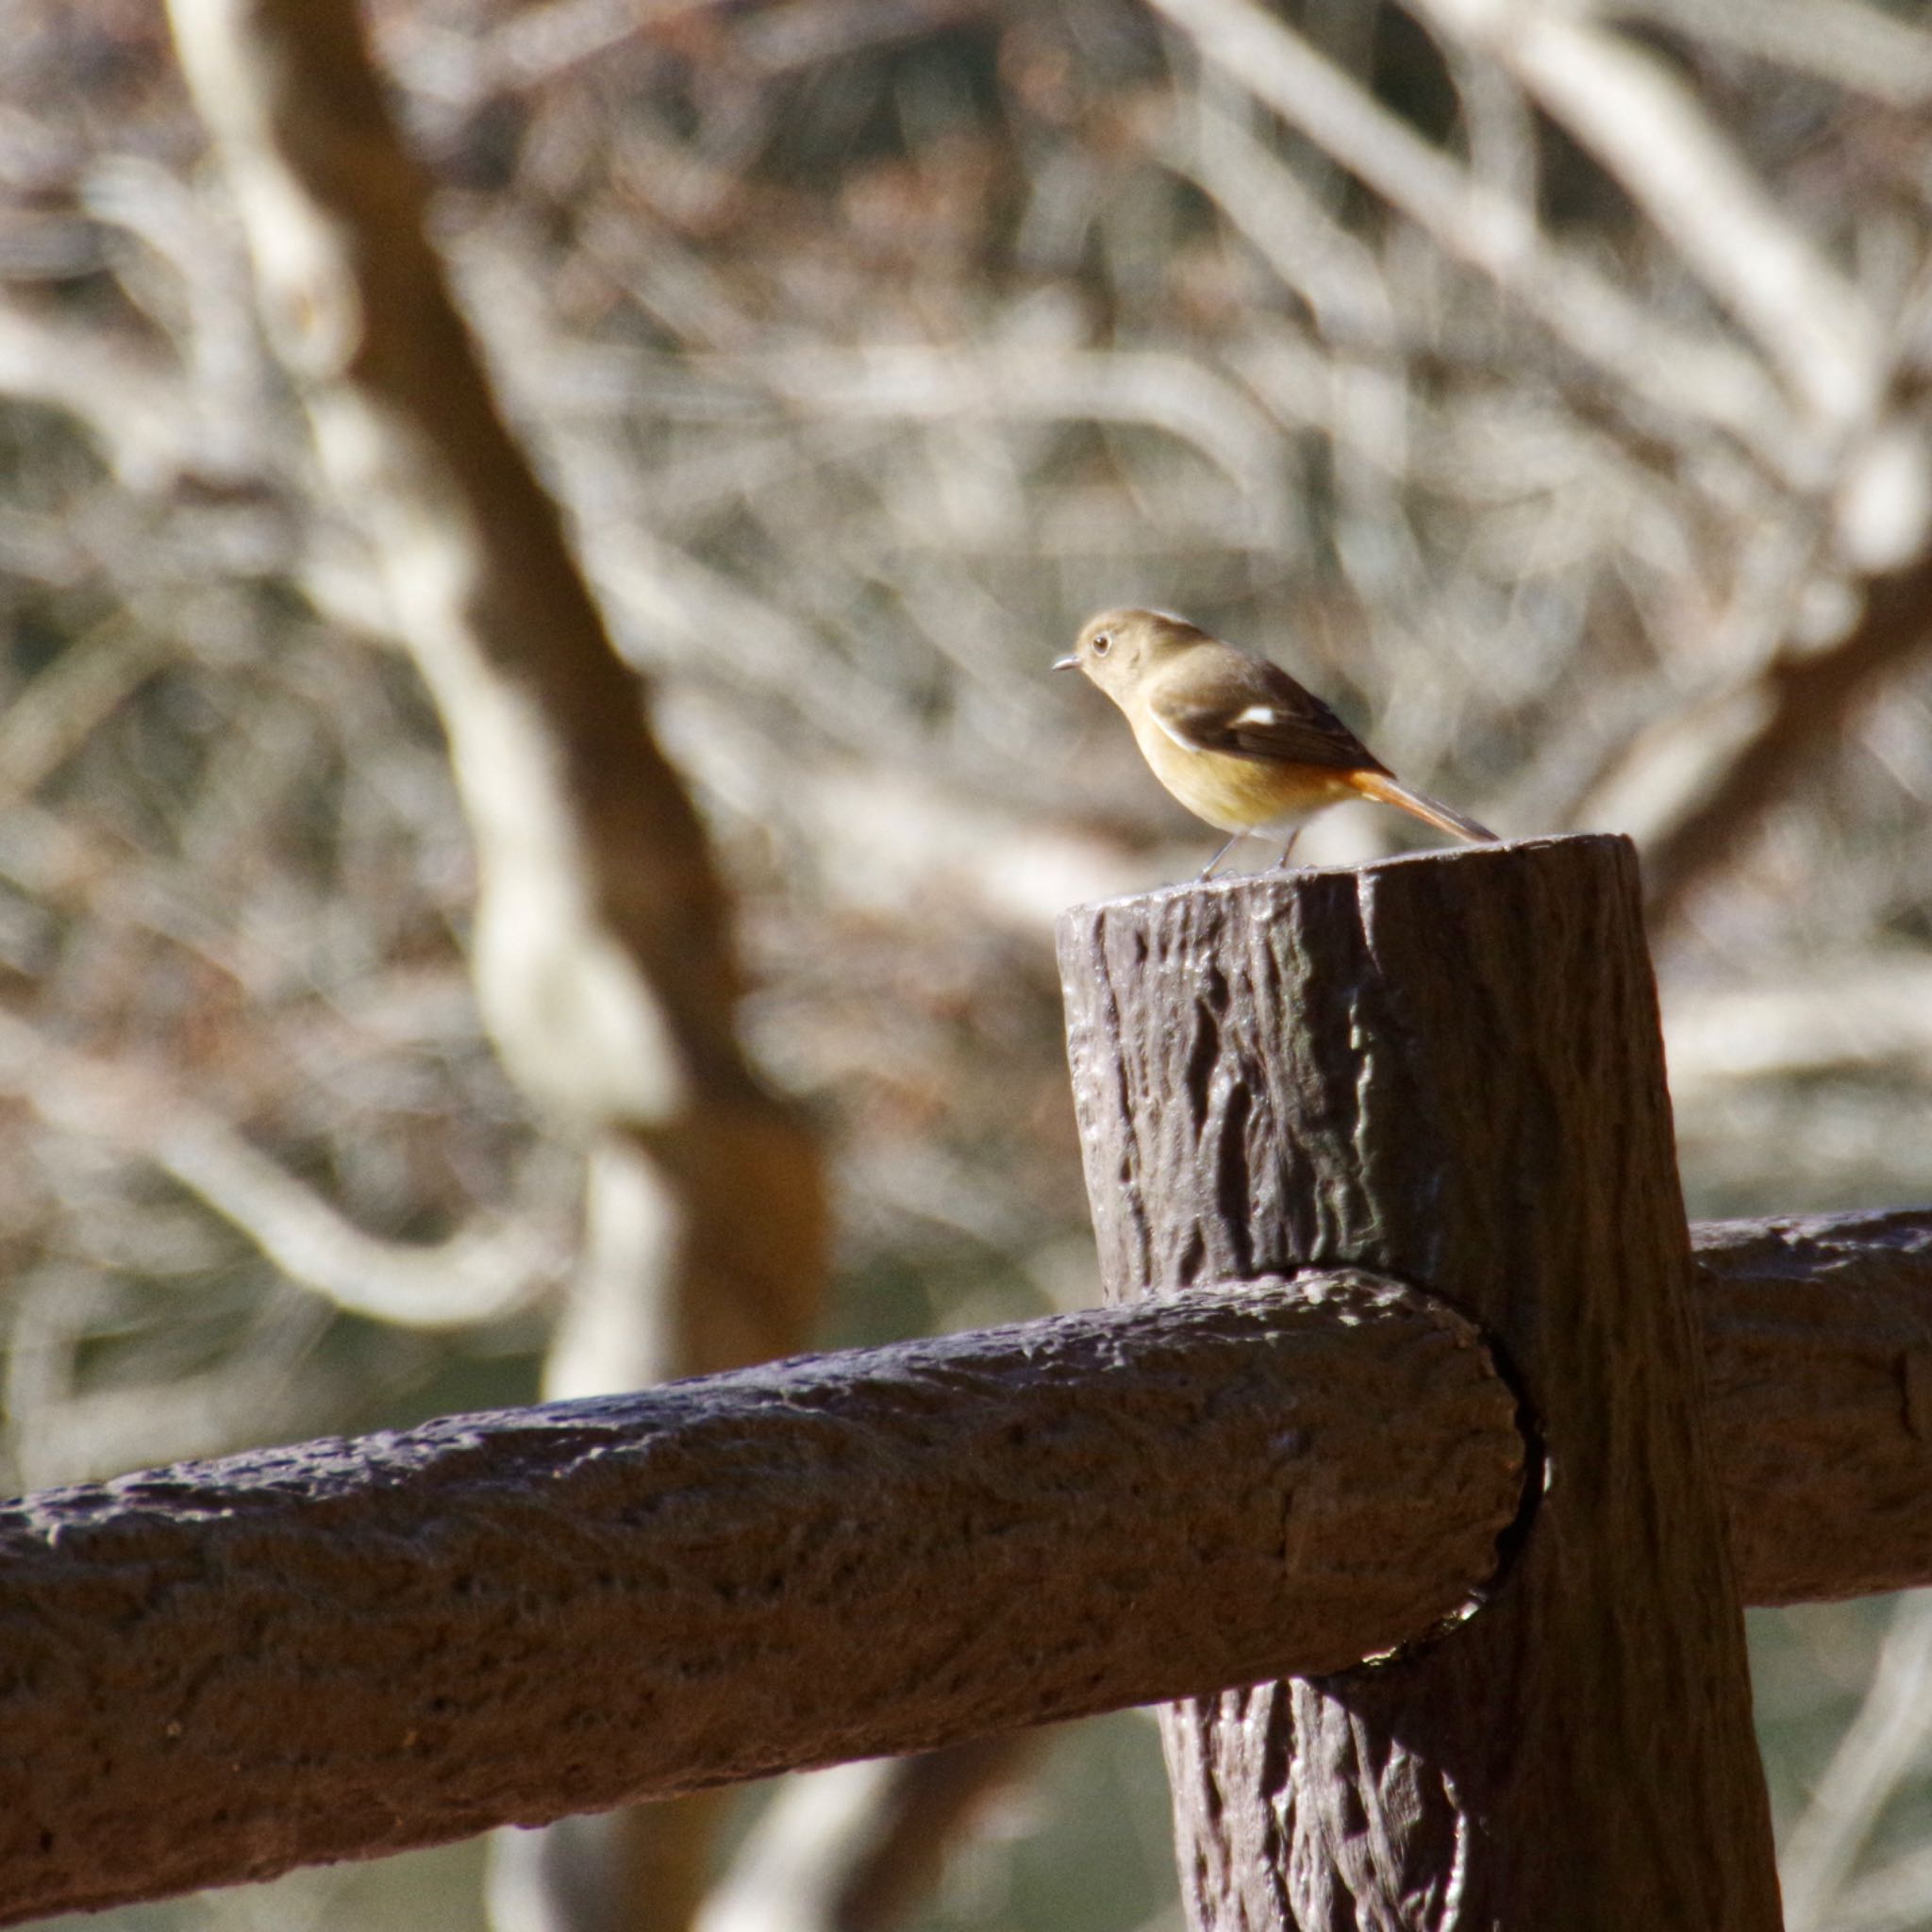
[1058,834,1783,1932]
[1699,1208,1932,1604]
[0,1274,1520,1926]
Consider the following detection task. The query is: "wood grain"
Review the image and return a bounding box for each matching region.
[1700,1208,1932,1604]
[0,1275,1520,1925]
[1058,834,1783,1932]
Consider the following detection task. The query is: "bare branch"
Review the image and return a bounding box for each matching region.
[1778,1595,1932,1932]
[0,614,177,808]
[1581,544,1932,924]
[0,300,202,491]
[0,1013,557,1330]
[4,1271,344,1490]
[697,1739,1048,1932]
[1411,0,1882,431]
[1144,0,1800,470]
[1665,955,1932,1089]
[1834,1838,1932,1932]
[165,0,830,1363]
[1606,0,1932,108]
[746,344,1296,548]
[1158,90,1399,349]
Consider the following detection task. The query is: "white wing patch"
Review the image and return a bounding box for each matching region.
[1152,697,1278,750]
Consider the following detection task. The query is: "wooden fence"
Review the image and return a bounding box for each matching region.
[5,832,1931,1927]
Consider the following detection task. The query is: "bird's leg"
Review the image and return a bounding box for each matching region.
[1273,828,1302,871]
[1199,831,1245,880]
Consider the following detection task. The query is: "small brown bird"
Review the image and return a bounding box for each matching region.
[1057,608,1496,874]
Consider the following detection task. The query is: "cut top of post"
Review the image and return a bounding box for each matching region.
[1055,833,1651,1308]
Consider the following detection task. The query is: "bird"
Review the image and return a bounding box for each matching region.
[1056,608,1497,875]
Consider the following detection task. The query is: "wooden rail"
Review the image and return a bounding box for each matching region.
[0,1275,1521,1924]
[1697,1207,1932,1604]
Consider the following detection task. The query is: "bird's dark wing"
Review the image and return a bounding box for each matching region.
[1149,654,1383,774]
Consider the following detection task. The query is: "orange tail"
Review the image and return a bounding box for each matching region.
[1350,770,1497,844]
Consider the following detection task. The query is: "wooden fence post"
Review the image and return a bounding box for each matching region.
[1058,834,1783,1930]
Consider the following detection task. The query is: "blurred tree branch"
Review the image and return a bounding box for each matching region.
[1606,0,1932,108]
[0,1010,559,1329]
[163,0,829,1386]
[1582,544,1932,924]
[1779,1595,1932,1932]
[1145,0,1798,468]
[164,3,831,1927]
[1411,0,1880,433]
[694,1738,1047,1932]
[1153,0,1932,933]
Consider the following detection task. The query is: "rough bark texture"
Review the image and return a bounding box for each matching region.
[1699,1208,1932,1605]
[0,1275,1521,1927]
[1058,834,1783,1932]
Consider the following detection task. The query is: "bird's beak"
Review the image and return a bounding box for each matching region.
[1052,654,1079,672]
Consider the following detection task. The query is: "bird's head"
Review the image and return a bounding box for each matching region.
[1055,608,1208,702]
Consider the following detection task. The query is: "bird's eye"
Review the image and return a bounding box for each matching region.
[1091,632,1112,657]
